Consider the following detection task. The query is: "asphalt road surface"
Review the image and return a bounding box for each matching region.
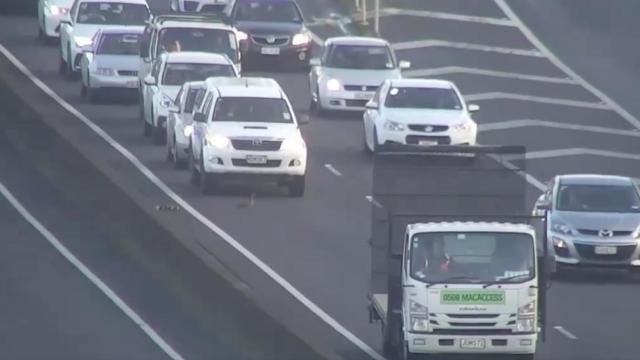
[1,0,639,359]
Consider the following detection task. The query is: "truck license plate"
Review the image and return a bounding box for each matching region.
[460,339,485,349]
[261,47,280,55]
[354,92,375,100]
[594,246,617,255]
[246,155,268,164]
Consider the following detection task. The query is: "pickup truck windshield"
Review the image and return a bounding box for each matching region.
[157,28,238,63]
[162,63,236,86]
[326,45,395,70]
[76,2,149,25]
[212,98,294,123]
[234,0,303,23]
[410,232,535,284]
[96,33,140,55]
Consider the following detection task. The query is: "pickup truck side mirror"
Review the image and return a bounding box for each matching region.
[309,58,321,67]
[143,75,156,86]
[398,60,411,69]
[168,105,179,113]
[467,104,480,113]
[193,112,207,123]
[365,101,378,110]
[139,40,150,58]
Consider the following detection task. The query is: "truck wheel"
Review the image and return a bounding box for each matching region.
[288,175,305,197]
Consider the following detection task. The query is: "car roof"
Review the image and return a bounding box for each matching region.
[80,0,148,4]
[96,27,144,36]
[326,36,390,47]
[205,77,284,99]
[156,21,232,30]
[409,222,536,236]
[558,174,634,186]
[163,51,233,64]
[389,78,454,89]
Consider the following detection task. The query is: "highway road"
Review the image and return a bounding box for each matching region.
[0,0,639,359]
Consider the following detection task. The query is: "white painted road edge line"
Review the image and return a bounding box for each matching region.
[464,92,609,110]
[392,39,544,57]
[0,45,384,360]
[494,0,640,130]
[479,119,640,137]
[0,181,185,360]
[502,148,640,162]
[324,163,343,177]
[554,326,579,340]
[404,66,577,85]
[357,7,515,27]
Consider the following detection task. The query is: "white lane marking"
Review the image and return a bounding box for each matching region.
[480,119,640,137]
[404,66,577,85]
[392,40,544,57]
[490,155,546,191]
[365,195,383,209]
[494,0,640,130]
[0,44,384,360]
[0,181,185,360]
[324,163,343,177]
[464,92,609,110]
[502,148,640,162]
[356,7,515,27]
[554,326,579,340]
[354,7,517,27]
[308,30,323,46]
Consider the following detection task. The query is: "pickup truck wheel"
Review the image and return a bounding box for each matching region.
[373,127,381,152]
[59,51,67,75]
[189,149,200,185]
[288,175,305,197]
[172,136,187,169]
[200,151,219,195]
[65,45,75,80]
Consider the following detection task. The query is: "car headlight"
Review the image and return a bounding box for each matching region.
[281,135,306,151]
[383,120,405,131]
[94,67,114,76]
[205,133,231,149]
[326,78,341,91]
[183,124,193,138]
[159,94,174,108]
[551,222,576,235]
[74,36,93,48]
[453,122,471,131]
[237,31,248,41]
[292,32,311,46]
[49,5,69,15]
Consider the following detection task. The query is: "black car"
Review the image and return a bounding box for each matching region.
[223,0,312,69]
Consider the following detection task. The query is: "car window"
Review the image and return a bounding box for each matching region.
[96,33,140,55]
[384,87,463,110]
[156,28,238,63]
[184,88,202,113]
[161,63,236,86]
[202,93,214,117]
[233,0,303,22]
[556,184,640,213]
[212,97,293,123]
[326,44,395,70]
[76,2,149,25]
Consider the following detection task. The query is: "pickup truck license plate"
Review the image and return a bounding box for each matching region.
[460,339,485,349]
[418,140,438,145]
[354,92,375,100]
[594,246,617,255]
[261,47,280,55]
[246,155,268,164]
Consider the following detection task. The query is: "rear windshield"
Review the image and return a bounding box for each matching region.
[76,2,149,25]
[326,45,395,70]
[162,63,236,86]
[212,97,293,123]
[157,28,238,63]
[96,33,140,55]
[385,87,463,110]
[233,0,303,23]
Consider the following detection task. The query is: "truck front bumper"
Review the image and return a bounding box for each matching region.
[407,332,536,354]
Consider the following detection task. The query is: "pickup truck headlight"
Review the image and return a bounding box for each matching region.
[94,67,114,76]
[292,32,311,46]
[326,78,341,91]
[205,133,231,149]
[236,31,248,41]
[74,36,93,48]
[384,120,405,131]
[281,135,306,151]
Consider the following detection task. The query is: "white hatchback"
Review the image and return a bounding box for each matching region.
[363,79,479,152]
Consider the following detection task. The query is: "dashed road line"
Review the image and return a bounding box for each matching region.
[464,92,609,110]
[324,163,343,177]
[479,119,640,137]
[554,326,579,340]
[0,181,185,360]
[365,195,384,209]
[392,39,544,57]
[404,66,577,85]
[356,8,515,27]
[494,0,640,130]
[502,148,640,162]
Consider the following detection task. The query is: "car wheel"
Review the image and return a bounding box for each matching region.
[200,150,218,195]
[363,123,373,154]
[150,109,165,145]
[189,147,200,185]
[288,175,305,197]
[373,127,381,152]
[80,81,87,98]
[310,85,324,116]
[166,136,174,163]
[65,44,74,80]
[59,49,67,75]
[142,107,151,137]
[172,135,187,169]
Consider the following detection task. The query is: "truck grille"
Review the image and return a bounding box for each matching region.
[406,135,451,145]
[231,159,281,168]
[343,85,378,92]
[574,244,637,261]
[432,329,513,335]
[251,35,289,46]
[344,99,368,107]
[231,139,282,151]
[577,229,633,237]
[183,1,199,11]
[408,124,449,133]
[446,313,500,319]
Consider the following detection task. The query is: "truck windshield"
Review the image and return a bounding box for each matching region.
[212,98,294,123]
[76,2,149,25]
[409,232,535,284]
[157,28,238,63]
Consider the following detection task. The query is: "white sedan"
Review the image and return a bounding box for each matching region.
[170,0,230,13]
[309,36,410,114]
[363,79,479,152]
[80,28,142,103]
[37,0,74,43]
[166,80,205,169]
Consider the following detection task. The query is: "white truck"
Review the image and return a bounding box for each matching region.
[367,144,555,360]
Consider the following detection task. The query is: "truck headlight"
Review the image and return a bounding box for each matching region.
[326,78,341,91]
[384,120,405,131]
[183,125,193,138]
[281,135,306,151]
[94,67,114,76]
[74,36,93,48]
[516,318,535,333]
[410,315,429,332]
[516,300,536,333]
[205,133,231,149]
[237,31,248,41]
[292,32,311,46]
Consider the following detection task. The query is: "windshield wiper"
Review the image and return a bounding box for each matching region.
[482,274,531,288]
[424,276,481,288]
